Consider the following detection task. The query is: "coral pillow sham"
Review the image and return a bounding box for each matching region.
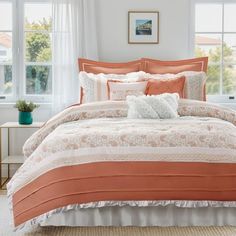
[142,57,208,74]
[108,81,147,101]
[145,76,186,98]
[79,58,144,74]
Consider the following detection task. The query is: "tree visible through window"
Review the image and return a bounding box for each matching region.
[0,1,52,101]
[194,3,236,96]
[0,2,12,96]
[25,3,52,95]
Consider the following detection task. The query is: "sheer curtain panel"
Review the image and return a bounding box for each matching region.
[52,0,98,113]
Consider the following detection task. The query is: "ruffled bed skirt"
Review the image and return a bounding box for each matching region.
[14,201,236,230]
[40,203,236,227]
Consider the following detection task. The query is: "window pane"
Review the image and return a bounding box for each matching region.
[25,3,52,31]
[0,65,12,95]
[0,32,12,63]
[195,34,222,63]
[223,65,236,95]
[206,65,221,95]
[0,2,12,30]
[223,34,236,64]
[195,4,222,32]
[25,32,52,62]
[26,65,52,95]
[224,4,236,32]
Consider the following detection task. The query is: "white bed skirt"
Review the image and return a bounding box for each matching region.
[40,205,236,227]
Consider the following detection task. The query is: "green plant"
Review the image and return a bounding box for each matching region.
[195,43,236,95]
[15,100,39,112]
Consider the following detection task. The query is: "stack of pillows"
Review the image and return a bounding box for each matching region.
[79,70,207,103]
[78,57,208,119]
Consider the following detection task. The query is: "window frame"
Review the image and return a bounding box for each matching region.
[190,0,236,103]
[0,0,52,103]
[0,0,16,102]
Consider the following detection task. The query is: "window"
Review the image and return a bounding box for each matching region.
[24,2,52,96]
[0,0,52,103]
[0,2,12,97]
[192,0,236,102]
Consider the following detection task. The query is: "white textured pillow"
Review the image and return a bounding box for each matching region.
[141,71,206,101]
[126,93,179,119]
[79,71,146,103]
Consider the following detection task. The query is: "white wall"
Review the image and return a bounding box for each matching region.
[95,0,191,62]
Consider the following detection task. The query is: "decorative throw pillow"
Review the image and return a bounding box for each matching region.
[126,93,179,119]
[145,76,185,98]
[79,71,146,103]
[108,81,147,101]
[178,71,206,101]
[142,71,206,101]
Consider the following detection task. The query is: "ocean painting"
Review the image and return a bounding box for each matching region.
[136,19,152,35]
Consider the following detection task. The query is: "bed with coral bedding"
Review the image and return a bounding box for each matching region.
[7,98,236,229]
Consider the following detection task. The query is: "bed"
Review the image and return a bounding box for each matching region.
[7,57,236,230]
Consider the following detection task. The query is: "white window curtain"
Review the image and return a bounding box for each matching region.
[52,0,98,113]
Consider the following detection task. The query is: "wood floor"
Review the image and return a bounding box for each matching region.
[0,177,7,194]
[0,190,6,195]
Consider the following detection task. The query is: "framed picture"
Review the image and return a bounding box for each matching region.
[128,11,159,44]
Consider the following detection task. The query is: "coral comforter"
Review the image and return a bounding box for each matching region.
[7,99,236,228]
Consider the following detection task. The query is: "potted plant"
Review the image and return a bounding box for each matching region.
[15,100,39,125]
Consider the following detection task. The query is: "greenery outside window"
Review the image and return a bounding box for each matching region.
[0,1,13,98]
[0,0,52,103]
[192,0,236,102]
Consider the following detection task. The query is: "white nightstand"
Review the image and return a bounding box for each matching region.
[0,122,44,189]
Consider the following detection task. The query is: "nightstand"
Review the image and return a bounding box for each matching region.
[0,122,44,190]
